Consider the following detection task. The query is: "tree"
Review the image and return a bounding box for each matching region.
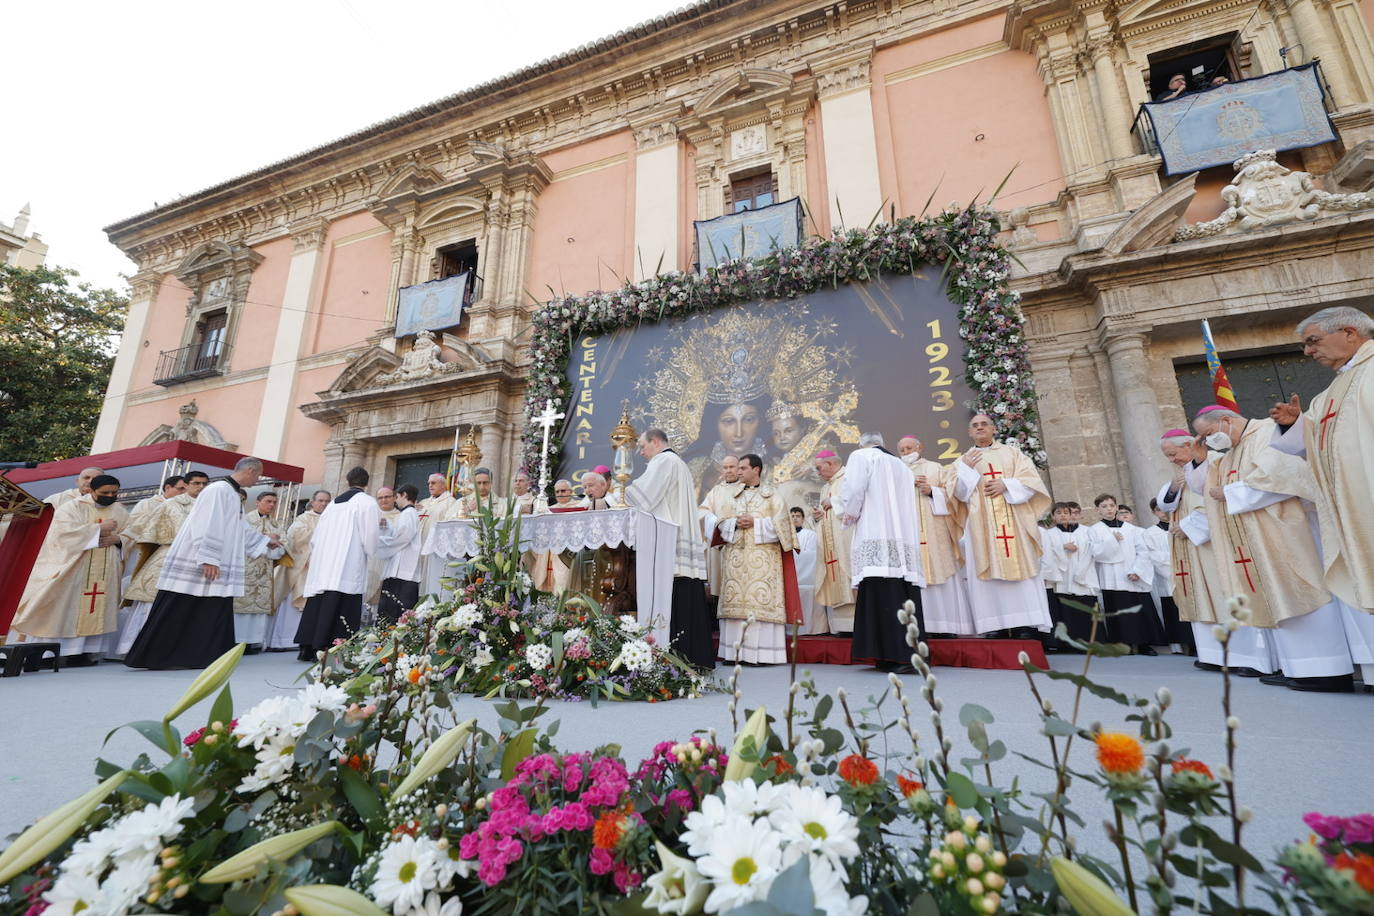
[0,264,128,462]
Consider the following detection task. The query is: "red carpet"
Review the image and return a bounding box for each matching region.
[712,634,1047,670]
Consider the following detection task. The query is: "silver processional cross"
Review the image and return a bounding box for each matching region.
[534,399,566,495]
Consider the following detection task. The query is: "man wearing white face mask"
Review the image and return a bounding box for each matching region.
[1188,406,1357,691]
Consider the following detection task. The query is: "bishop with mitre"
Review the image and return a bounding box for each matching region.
[11,474,130,661]
[951,413,1053,636]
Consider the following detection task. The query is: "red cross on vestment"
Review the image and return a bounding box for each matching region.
[983,465,1003,480]
[824,555,839,581]
[1318,398,1338,449]
[83,583,105,614]
[994,525,1015,557]
[1174,559,1189,597]
[1233,546,1256,592]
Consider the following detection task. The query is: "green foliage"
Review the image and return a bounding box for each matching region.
[0,264,126,461]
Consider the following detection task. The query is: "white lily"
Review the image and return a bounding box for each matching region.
[642,840,709,914]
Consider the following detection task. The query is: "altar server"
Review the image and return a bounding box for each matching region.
[841,433,924,671]
[1088,494,1164,653]
[812,451,855,634]
[1040,501,1102,644]
[376,483,422,623]
[790,507,822,633]
[296,466,380,660]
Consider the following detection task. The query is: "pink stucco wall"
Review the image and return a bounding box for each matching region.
[115,379,268,453]
[309,212,393,355]
[526,130,636,300]
[804,100,831,236]
[872,16,1065,218]
[282,363,338,482]
[128,276,186,393]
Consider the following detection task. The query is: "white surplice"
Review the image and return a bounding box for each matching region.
[626,449,707,581]
[1089,522,1155,594]
[304,489,380,598]
[377,505,422,584]
[793,525,822,634]
[1040,525,1099,598]
[838,447,923,587]
[158,480,280,598]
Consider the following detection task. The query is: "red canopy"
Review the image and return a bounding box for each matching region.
[7,441,304,501]
[1,441,305,635]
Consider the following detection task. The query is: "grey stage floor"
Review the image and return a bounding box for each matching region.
[3,653,1370,868]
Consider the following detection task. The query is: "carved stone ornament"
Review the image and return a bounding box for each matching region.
[375,329,457,385]
[139,400,235,449]
[1175,150,1374,241]
[730,125,767,160]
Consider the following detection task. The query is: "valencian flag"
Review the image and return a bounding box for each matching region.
[1201,319,1241,412]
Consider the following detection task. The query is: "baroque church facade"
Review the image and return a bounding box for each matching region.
[95,0,1374,509]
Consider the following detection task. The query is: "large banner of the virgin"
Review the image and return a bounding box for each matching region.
[559,270,976,507]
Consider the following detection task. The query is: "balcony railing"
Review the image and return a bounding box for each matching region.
[153,343,231,386]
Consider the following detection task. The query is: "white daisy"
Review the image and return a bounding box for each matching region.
[721,780,783,820]
[618,614,642,635]
[405,889,464,916]
[618,639,653,672]
[42,870,102,916]
[562,627,587,644]
[768,786,860,868]
[237,735,298,793]
[111,794,195,858]
[809,856,869,916]
[451,603,483,629]
[100,854,160,913]
[371,835,439,916]
[61,826,121,880]
[434,843,474,888]
[680,794,730,857]
[696,816,783,913]
[299,682,349,714]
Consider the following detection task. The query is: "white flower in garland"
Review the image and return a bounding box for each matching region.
[524,643,553,671]
[808,856,869,916]
[110,794,196,858]
[721,779,783,821]
[768,786,861,869]
[409,890,464,916]
[299,682,349,715]
[562,627,587,644]
[681,793,730,857]
[371,834,440,915]
[618,639,653,672]
[618,614,643,636]
[695,816,784,912]
[472,645,495,668]
[41,870,101,916]
[643,843,709,915]
[452,603,483,629]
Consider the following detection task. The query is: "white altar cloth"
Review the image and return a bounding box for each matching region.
[422,508,678,646]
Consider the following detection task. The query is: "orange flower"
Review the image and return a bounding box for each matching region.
[1170,758,1213,779]
[765,754,793,776]
[593,810,630,850]
[896,774,924,798]
[838,754,879,786]
[1095,732,1144,774]
[406,668,424,684]
[1334,853,1374,893]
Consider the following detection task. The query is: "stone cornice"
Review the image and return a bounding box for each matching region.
[102,0,1012,269]
[299,361,522,426]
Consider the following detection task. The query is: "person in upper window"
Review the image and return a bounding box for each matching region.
[1156,72,1189,101]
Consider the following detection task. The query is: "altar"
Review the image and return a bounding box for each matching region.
[422,508,679,646]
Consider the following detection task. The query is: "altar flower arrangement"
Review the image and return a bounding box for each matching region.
[1278,813,1374,913]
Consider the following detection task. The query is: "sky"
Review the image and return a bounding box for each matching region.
[2,0,694,292]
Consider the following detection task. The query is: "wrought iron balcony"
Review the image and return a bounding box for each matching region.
[152,343,231,386]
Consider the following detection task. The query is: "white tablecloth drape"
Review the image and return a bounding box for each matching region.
[421,509,678,646]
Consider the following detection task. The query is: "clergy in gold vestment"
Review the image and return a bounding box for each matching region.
[812,451,854,634]
[234,492,285,648]
[1155,432,1228,667]
[698,455,741,599]
[12,475,130,658]
[1190,408,1356,689]
[898,438,971,635]
[713,455,799,665]
[458,468,509,517]
[366,487,402,609]
[115,483,202,656]
[951,414,1053,634]
[41,466,104,511]
[417,474,459,585]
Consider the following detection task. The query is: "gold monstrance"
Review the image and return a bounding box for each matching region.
[609,403,638,507]
[454,426,483,515]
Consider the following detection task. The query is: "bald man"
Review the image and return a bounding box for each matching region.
[45,466,105,509]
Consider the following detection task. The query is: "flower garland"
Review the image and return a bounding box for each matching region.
[521,206,1046,475]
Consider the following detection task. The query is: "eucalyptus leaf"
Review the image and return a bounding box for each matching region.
[945,771,980,808]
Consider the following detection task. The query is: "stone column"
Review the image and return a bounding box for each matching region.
[1104,333,1173,509]
[339,439,369,491]
[1088,40,1136,161]
[91,269,162,453]
[253,219,327,459]
[321,437,348,493]
[815,48,884,229]
[479,422,506,485]
[1284,0,1358,106]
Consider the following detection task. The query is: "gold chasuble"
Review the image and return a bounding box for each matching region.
[717,486,797,626]
[1204,419,1329,627]
[1298,340,1374,610]
[125,493,196,604]
[958,443,1049,581]
[815,469,855,607]
[1167,485,1223,625]
[13,495,130,639]
[235,511,285,616]
[906,458,962,586]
